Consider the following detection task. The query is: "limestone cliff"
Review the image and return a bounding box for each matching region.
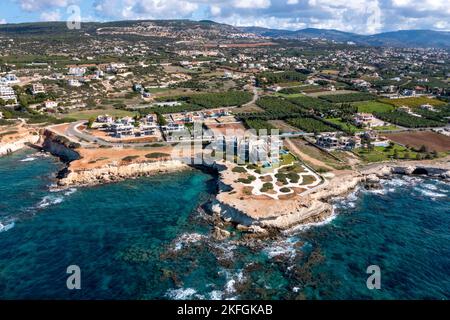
[0,133,40,156]
[58,160,190,187]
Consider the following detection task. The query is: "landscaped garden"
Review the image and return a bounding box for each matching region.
[230,155,322,199]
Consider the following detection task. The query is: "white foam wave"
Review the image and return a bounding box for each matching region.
[0,221,15,233]
[422,184,438,191]
[263,237,298,259]
[209,290,224,300]
[415,187,447,199]
[223,270,245,295]
[64,188,77,196]
[37,195,64,209]
[172,232,205,251]
[20,157,36,162]
[287,209,338,233]
[165,287,205,300]
[211,242,237,261]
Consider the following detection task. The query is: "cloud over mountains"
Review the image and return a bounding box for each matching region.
[11,0,450,34]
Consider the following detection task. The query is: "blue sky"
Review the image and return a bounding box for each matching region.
[1,0,449,34]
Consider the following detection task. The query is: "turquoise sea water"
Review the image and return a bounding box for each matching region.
[0,149,449,299]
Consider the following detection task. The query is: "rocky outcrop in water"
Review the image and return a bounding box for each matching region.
[58,160,190,187]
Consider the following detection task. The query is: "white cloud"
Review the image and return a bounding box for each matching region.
[13,0,450,34]
[17,0,78,11]
[232,0,271,9]
[93,0,199,20]
[40,9,61,21]
[210,5,221,17]
[0,19,7,24]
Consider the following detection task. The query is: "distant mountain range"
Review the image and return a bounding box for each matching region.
[239,26,450,48]
[0,19,449,48]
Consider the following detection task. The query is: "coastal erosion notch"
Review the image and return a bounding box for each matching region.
[41,129,81,163]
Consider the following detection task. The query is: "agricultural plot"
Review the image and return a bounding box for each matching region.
[380,97,446,108]
[325,118,359,134]
[244,119,276,132]
[287,117,336,133]
[319,92,377,103]
[385,131,450,152]
[353,101,394,113]
[374,110,444,128]
[355,144,419,162]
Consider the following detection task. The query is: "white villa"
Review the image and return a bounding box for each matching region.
[0,85,17,105]
[68,79,82,87]
[68,67,86,77]
[0,74,20,85]
[32,83,46,95]
[353,113,384,128]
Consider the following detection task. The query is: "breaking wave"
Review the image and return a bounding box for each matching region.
[0,221,15,233]
[165,287,204,300]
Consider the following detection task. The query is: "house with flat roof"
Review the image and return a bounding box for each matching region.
[32,83,45,95]
[0,85,17,105]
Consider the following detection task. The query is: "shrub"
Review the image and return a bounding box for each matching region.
[232,166,247,173]
[122,155,139,162]
[287,172,300,183]
[301,175,316,185]
[260,182,274,192]
[145,152,170,159]
[280,187,291,193]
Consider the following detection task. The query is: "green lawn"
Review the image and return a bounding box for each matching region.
[353,101,394,113]
[280,153,297,166]
[275,93,306,98]
[64,108,138,120]
[355,144,418,162]
[372,125,400,131]
[326,118,359,133]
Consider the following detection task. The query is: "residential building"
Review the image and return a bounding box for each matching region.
[0,85,17,104]
[68,67,86,77]
[0,74,20,85]
[44,100,58,109]
[68,79,82,87]
[316,133,360,150]
[32,83,45,95]
[96,114,114,123]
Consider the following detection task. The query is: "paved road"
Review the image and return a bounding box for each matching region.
[50,119,449,150]
[52,119,315,149]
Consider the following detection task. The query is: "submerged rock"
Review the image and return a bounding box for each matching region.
[212,227,231,240]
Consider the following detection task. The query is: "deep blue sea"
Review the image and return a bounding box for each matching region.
[0,149,449,300]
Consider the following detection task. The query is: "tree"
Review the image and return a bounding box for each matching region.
[393,149,400,159]
[156,112,167,126]
[419,145,428,153]
[87,117,95,129]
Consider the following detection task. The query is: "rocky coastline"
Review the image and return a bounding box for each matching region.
[37,130,450,237]
[0,132,40,157]
[208,160,450,237]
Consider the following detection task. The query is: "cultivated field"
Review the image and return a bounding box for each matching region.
[385,131,450,152]
[380,97,446,108]
[65,108,138,120]
[353,101,394,113]
[306,89,357,97]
